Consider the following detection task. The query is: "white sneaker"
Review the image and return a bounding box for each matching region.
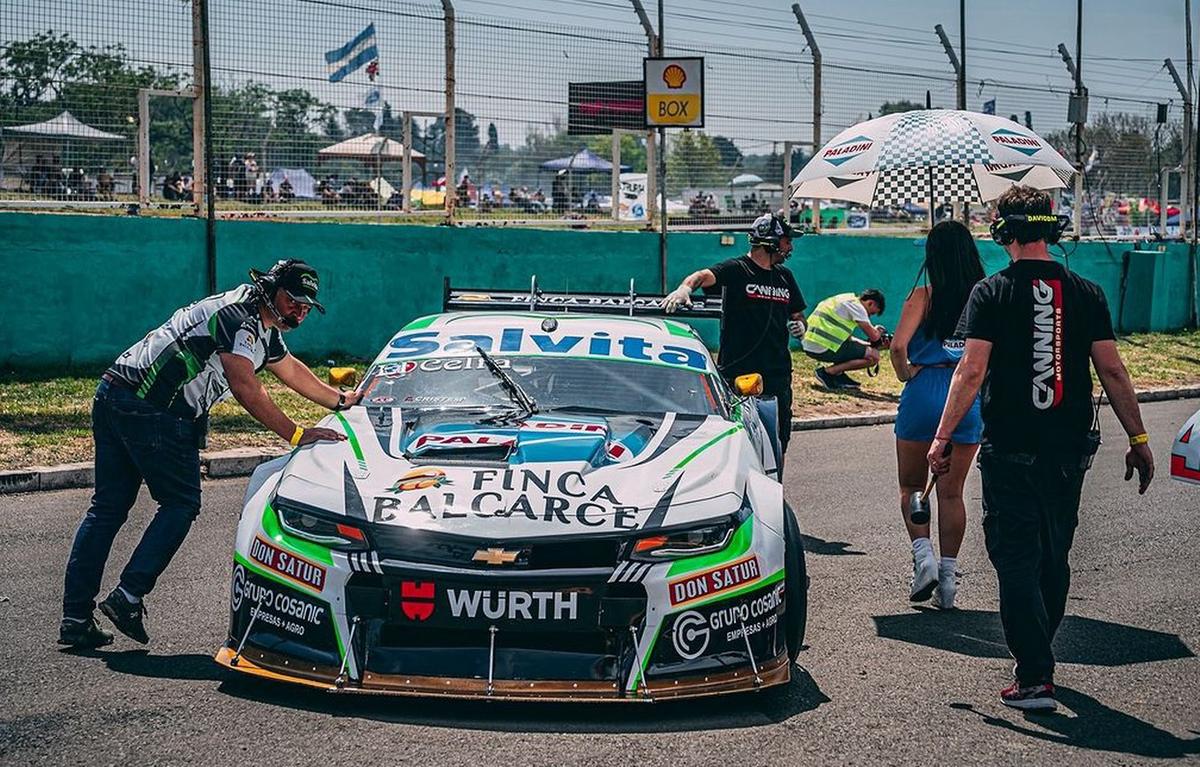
[934,567,958,609]
[909,552,938,602]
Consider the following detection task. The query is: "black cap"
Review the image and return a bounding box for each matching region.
[252,260,325,314]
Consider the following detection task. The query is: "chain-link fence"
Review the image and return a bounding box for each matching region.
[0,0,1191,237]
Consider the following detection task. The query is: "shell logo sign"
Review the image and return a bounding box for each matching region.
[644,57,704,127]
[662,64,687,89]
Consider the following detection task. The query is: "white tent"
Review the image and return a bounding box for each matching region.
[2,111,125,188]
[316,133,425,163]
[3,110,124,141]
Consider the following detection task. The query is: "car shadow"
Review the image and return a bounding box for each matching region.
[949,688,1200,759]
[800,534,865,556]
[872,608,1195,667]
[215,662,830,732]
[63,648,230,682]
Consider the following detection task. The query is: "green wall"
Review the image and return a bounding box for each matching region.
[1,211,1195,368]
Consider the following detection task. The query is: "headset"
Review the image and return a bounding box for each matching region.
[249,259,306,328]
[990,213,1071,246]
[748,212,801,254]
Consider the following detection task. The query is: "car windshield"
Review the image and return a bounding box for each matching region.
[362,355,723,416]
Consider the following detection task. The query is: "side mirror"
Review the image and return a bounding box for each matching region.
[734,373,763,397]
[328,366,359,387]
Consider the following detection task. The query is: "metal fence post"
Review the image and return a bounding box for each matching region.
[1168,59,1192,240]
[138,89,150,207]
[191,0,207,218]
[1059,41,1086,238]
[442,0,456,223]
[936,22,965,221]
[612,131,621,221]
[792,4,820,233]
[630,0,658,230]
[403,111,413,213]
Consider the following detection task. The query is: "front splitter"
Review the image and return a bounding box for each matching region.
[214,645,790,702]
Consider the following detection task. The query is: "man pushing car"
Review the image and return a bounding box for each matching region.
[59,259,362,648]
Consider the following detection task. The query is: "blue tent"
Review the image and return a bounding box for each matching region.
[540,148,630,173]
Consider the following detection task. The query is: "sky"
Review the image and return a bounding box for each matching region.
[2,0,1194,151]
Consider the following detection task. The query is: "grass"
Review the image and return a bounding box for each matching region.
[2,330,1198,470]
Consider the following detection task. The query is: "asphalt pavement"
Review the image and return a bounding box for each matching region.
[1,399,1198,766]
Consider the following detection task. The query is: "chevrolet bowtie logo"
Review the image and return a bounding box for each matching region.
[472,547,521,565]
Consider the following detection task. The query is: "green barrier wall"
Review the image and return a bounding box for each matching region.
[1,211,1195,367]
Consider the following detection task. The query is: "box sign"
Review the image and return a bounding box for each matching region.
[644,57,704,128]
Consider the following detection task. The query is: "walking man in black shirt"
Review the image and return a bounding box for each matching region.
[662,212,807,467]
[59,260,363,649]
[929,186,1154,711]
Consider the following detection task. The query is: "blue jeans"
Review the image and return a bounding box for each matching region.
[62,380,203,620]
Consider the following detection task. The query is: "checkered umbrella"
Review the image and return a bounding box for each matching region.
[790,109,1075,206]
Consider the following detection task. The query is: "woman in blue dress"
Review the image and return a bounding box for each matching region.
[890,221,985,609]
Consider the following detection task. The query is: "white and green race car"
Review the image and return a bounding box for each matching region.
[216,282,807,701]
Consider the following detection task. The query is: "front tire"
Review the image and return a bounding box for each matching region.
[782,502,808,662]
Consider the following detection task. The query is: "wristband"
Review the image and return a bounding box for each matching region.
[335,392,346,411]
[934,434,952,443]
[289,426,304,446]
[1128,433,1149,446]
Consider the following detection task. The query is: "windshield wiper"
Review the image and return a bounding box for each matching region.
[475,345,537,420]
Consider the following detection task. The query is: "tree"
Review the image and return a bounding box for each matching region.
[711,135,743,168]
[1046,112,1183,209]
[879,100,924,116]
[585,133,647,173]
[0,31,81,106]
[425,107,483,178]
[666,131,723,192]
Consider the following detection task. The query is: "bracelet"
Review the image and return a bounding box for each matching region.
[335,392,346,411]
[934,434,952,442]
[289,426,304,446]
[1128,432,1149,446]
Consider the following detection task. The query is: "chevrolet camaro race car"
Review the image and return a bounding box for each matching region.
[215,283,808,701]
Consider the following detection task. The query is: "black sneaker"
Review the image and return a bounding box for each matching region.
[815,367,838,390]
[837,372,862,388]
[58,615,114,648]
[99,589,149,644]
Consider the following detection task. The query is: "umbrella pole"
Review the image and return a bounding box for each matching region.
[928,166,935,230]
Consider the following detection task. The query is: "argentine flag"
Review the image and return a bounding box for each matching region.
[326,24,377,83]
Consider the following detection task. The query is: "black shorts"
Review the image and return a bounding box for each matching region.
[804,339,870,365]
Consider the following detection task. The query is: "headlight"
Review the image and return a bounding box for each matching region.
[628,521,735,561]
[276,500,369,551]
[626,499,751,562]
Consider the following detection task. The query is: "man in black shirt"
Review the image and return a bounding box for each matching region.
[662,212,807,464]
[930,186,1154,712]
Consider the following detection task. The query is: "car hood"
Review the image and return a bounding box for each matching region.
[271,407,751,538]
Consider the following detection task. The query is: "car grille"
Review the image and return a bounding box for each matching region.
[367,523,624,570]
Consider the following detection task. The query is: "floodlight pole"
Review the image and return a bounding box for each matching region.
[792,3,821,232]
[442,0,456,223]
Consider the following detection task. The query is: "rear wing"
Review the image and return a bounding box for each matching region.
[442,276,724,319]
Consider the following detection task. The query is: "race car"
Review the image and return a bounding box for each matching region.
[215,280,807,701]
[1171,407,1200,485]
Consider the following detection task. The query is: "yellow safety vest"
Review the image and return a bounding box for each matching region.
[806,293,860,352]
